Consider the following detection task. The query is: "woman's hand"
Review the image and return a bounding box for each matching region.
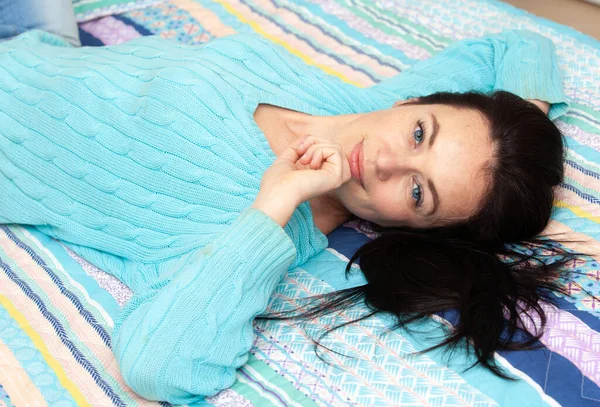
[527,99,550,115]
[251,135,351,227]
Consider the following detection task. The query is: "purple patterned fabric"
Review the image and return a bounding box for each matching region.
[80,16,141,45]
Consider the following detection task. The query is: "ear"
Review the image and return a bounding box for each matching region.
[392,97,419,108]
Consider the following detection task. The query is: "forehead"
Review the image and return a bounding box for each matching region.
[423,104,494,222]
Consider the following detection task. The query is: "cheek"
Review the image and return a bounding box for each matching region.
[337,178,413,225]
[369,188,412,224]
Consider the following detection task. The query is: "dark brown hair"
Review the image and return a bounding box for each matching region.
[257,91,587,379]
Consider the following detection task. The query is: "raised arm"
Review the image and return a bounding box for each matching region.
[369,30,568,120]
[110,134,346,404]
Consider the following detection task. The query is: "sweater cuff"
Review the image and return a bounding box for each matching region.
[199,207,297,281]
[493,30,569,120]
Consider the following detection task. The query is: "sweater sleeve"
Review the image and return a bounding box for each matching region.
[369,30,569,120]
[111,207,296,404]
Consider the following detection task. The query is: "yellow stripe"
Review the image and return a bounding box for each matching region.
[0,294,92,407]
[210,0,364,87]
[555,200,600,224]
[171,0,236,37]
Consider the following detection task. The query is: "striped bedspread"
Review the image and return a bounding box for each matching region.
[1,0,599,406]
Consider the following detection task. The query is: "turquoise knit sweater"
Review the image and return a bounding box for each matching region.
[0,29,568,403]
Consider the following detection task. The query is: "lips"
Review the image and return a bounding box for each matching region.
[350,140,365,189]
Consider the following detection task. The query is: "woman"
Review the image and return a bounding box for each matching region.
[0,1,575,404]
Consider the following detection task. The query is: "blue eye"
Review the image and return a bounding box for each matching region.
[412,179,423,207]
[414,121,425,145]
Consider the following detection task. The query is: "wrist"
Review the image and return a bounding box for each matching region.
[251,190,300,228]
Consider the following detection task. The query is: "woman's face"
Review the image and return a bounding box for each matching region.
[332,101,495,228]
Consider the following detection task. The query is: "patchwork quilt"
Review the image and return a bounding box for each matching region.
[1,0,599,406]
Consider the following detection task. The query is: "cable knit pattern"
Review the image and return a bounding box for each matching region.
[0,29,568,403]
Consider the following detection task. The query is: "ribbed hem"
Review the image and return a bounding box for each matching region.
[209,207,297,282]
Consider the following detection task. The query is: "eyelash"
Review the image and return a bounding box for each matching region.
[412,179,424,208]
[411,120,426,208]
[414,120,426,147]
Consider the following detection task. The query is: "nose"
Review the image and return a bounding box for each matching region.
[376,149,418,181]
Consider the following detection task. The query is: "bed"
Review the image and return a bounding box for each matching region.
[1,0,599,406]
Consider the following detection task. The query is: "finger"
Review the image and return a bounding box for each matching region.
[287,135,313,157]
[299,142,340,165]
[281,138,334,165]
[293,135,309,148]
[309,146,336,169]
[310,146,341,174]
[300,144,321,165]
[302,148,350,192]
[299,151,313,165]
[314,147,339,170]
[320,148,351,185]
[309,149,324,169]
[280,139,327,166]
[295,137,317,159]
[294,135,333,156]
[278,142,303,164]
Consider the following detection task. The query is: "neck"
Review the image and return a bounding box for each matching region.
[309,193,352,235]
[255,104,358,234]
[283,110,357,234]
[283,108,362,144]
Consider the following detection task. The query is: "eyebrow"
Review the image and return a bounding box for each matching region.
[429,113,439,148]
[427,113,440,216]
[427,179,439,216]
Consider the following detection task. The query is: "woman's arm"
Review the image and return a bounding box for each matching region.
[112,207,296,404]
[111,135,346,404]
[369,30,568,120]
